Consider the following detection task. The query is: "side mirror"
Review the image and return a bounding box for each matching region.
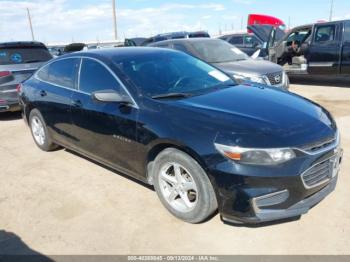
[92,89,132,104]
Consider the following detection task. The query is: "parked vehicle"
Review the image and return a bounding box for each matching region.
[20,48,342,224]
[248,14,286,30]
[124,38,148,47]
[47,46,65,57]
[250,20,350,76]
[219,33,263,56]
[0,41,52,113]
[149,38,289,89]
[127,31,210,46]
[63,43,86,54]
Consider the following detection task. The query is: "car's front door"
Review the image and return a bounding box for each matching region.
[70,58,140,176]
[241,35,260,56]
[308,23,341,75]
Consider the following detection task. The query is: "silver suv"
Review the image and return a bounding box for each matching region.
[0,42,52,112]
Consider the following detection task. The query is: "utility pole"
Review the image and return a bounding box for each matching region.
[288,16,291,30]
[26,8,35,41]
[329,0,334,21]
[112,0,118,40]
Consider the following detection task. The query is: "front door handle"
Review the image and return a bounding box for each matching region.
[72,99,82,108]
[40,90,47,97]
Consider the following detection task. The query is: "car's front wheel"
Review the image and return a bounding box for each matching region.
[153,148,217,223]
[29,109,58,151]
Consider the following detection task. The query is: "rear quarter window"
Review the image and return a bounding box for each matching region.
[0,47,52,65]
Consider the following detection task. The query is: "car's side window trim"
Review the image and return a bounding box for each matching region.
[77,58,83,92]
[77,57,139,109]
[35,56,139,109]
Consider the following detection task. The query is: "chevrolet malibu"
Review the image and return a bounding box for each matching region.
[19,48,343,224]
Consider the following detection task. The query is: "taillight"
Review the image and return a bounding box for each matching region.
[16,83,22,93]
[0,71,11,77]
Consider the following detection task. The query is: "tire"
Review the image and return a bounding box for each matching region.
[153,148,217,223]
[29,109,58,152]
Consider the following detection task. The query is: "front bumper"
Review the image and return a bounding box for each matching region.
[221,176,337,224]
[209,145,342,225]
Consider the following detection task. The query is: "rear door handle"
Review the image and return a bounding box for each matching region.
[40,90,47,97]
[72,99,82,108]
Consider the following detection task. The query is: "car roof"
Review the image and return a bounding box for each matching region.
[154,30,209,37]
[60,47,181,62]
[219,33,249,37]
[0,41,47,49]
[148,37,222,46]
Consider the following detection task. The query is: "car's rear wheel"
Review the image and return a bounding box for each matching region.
[153,148,217,223]
[29,109,58,151]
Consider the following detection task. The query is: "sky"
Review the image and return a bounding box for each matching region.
[0,0,350,44]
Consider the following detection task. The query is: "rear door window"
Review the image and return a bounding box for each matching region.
[37,58,80,89]
[0,47,52,65]
[314,25,336,43]
[343,21,350,42]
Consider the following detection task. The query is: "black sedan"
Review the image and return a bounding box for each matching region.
[19,48,342,224]
[149,38,289,89]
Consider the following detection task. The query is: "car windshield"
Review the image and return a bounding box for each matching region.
[114,51,236,98]
[190,40,249,63]
[0,47,52,65]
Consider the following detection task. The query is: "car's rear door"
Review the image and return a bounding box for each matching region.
[308,22,342,75]
[70,57,140,175]
[34,58,80,146]
[341,21,350,74]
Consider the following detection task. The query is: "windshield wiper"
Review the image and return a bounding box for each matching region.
[152,92,192,100]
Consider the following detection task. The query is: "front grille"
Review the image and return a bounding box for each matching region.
[266,71,283,85]
[301,136,336,154]
[302,158,334,188]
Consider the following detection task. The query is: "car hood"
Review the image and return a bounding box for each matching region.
[171,85,336,148]
[213,59,283,76]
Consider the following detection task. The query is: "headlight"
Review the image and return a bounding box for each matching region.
[214,143,296,165]
[232,73,268,85]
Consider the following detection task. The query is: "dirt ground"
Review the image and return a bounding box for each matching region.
[0,83,349,255]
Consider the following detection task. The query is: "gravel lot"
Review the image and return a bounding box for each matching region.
[0,83,349,255]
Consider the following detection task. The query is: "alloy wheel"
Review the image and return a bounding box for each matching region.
[31,116,46,146]
[158,162,198,213]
